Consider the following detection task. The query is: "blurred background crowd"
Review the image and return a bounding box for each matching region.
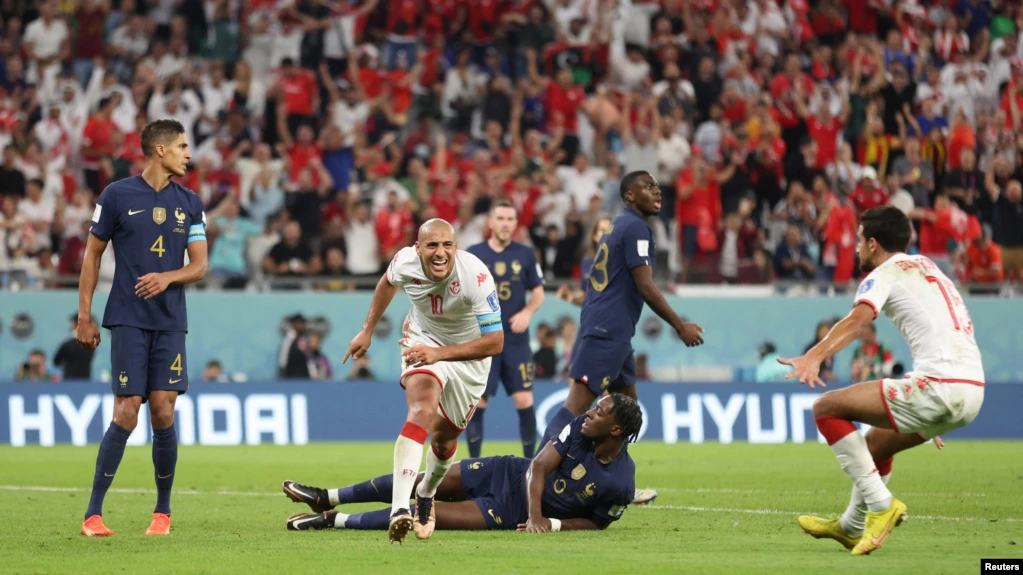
[0,0,1022,294]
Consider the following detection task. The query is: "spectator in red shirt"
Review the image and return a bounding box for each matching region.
[383,0,422,70]
[801,90,849,169]
[849,167,889,213]
[375,189,414,262]
[81,97,117,195]
[821,193,857,284]
[533,61,585,162]
[963,227,1004,290]
[676,150,721,261]
[276,58,319,135]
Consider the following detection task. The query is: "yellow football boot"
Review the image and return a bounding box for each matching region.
[797,515,861,550]
[851,498,908,556]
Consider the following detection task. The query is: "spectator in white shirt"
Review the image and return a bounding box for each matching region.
[22,1,69,83]
[556,153,606,214]
[17,179,55,253]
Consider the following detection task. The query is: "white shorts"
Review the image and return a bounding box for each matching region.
[398,331,490,431]
[879,374,985,439]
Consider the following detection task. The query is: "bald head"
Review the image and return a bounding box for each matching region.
[416,218,458,281]
[418,218,455,243]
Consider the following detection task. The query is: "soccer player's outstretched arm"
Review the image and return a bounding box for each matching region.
[629,265,704,347]
[519,436,607,532]
[778,304,876,388]
[344,273,399,364]
[76,232,108,351]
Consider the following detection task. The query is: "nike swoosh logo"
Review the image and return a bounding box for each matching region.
[566,454,576,459]
[293,515,317,528]
[169,378,181,384]
[128,209,145,215]
[871,513,898,547]
[370,478,378,494]
[158,474,173,479]
[104,473,114,477]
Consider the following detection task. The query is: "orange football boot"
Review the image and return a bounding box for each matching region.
[81,515,114,537]
[145,513,171,535]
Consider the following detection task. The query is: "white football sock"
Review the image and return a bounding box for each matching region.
[831,433,893,513]
[839,471,891,535]
[328,489,340,507]
[416,442,456,499]
[331,512,350,528]
[391,431,426,516]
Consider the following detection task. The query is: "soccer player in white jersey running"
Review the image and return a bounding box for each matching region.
[778,206,985,556]
[330,219,503,544]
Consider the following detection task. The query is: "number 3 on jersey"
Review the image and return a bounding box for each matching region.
[927,275,973,334]
[429,294,444,315]
[590,242,609,291]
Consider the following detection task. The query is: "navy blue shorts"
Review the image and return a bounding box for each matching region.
[110,326,188,402]
[485,343,535,397]
[460,456,529,530]
[567,336,636,396]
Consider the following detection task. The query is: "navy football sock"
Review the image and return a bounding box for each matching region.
[466,407,486,458]
[337,474,393,504]
[540,406,576,448]
[517,407,537,459]
[85,423,131,519]
[343,507,396,530]
[152,425,177,515]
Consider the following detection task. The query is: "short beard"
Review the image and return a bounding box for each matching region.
[859,257,876,274]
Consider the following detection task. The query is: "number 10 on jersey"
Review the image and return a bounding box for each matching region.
[429,294,444,315]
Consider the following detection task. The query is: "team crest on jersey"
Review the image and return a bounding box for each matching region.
[571,464,587,480]
[858,279,874,294]
[174,207,186,225]
[494,261,506,276]
[450,280,461,295]
[511,260,521,275]
[153,207,166,224]
[413,278,422,286]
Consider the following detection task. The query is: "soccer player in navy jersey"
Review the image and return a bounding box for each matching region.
[543,171,705,499]
[77,119,208,537]
[283,393,640,533]
[465,202,546,458]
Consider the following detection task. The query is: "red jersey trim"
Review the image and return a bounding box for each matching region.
[853,299,879,319]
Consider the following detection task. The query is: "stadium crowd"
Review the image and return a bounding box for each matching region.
[0,0,1022,291]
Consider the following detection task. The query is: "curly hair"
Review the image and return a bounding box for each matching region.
[608,393,643,443]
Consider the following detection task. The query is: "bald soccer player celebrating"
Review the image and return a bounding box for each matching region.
[285,219,503,544]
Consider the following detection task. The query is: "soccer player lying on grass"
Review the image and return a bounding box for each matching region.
[283,394,639,534]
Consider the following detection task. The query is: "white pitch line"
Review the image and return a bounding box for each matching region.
[3,485,1016,523]
[0,485,276,497]
[638,504,1023,523]
[649,487,989,497]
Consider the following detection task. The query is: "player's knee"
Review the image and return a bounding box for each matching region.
[406,403,434,428]
[811,392,837,418]
[149,402,176,429]
[512,392,533,410]
[112,397,142,431]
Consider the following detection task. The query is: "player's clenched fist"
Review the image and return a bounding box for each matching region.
[77,317,101,350]
[517,517,552,533]
[402,345,443,368]
[676,322,705,347]
[343,330,372,364]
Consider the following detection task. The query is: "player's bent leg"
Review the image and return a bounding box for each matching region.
[811,382,906,556]
[540,381,597,448]
[414,415,462,540]
[511,391,537,458]
[82,395,142,536]
[434,501,490,530]
[389,373,441,542]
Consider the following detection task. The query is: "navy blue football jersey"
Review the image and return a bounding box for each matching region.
[90,176,206,332]
[543,415,634,525]
[466,241,544,347]
[578,208,654,341]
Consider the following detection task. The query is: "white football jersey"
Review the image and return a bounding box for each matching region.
[387,246,502,347]
[854,253,984,383]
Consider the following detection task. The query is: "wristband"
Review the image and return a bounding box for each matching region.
[549,518,562,532]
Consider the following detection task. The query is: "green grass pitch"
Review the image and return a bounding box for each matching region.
[1,441,1020,574]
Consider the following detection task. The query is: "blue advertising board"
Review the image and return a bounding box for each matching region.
[2,382,1018,446]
